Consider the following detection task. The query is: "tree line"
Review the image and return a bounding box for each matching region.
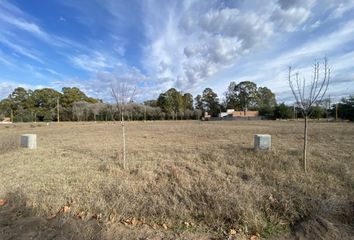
[0,83,353,122]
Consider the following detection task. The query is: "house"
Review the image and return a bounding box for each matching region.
[218,109,259,118]
[1,117,12,124]
[202,112,211,120]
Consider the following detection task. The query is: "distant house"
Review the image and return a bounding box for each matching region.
[1,117,12,124]
[218,109,259,118]
[202,112,211,120]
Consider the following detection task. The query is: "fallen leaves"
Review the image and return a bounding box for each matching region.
[46,201,72,220]
[183,221,195,228]
[108,211,117,223]
[250,235,259,240]
[121,217,143,226]
[63,205,71,213]
[0,199,7,206]
[74,211,87,220]
[46,214,57,220]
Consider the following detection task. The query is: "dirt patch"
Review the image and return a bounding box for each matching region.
[274,216,354,240]
[0,206,102,240]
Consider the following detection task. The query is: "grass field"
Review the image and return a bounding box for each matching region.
[0,120,353,239]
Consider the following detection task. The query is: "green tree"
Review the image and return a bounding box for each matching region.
[157,88,185,119]
[157,93,173,117]
[274,103,292,119]
[234,81,258,111]
[309,106,324,119]
[257,87,276,119]
[0,98,14,119]
[257,87,276,109]
[6,87,34,121]
[144,100,158,107]
[60,87,97,108]
[183,93,193,110]
[31,88,62,121]
[337,96,354,121]
[202,88,220,117]
[9,87,29,108]
[225,81,240,110]
[166,88,184,113]
[194,94,203,111]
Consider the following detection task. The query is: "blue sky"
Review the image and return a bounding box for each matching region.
[0,0,353,103]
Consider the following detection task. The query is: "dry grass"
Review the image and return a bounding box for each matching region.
[0,120,353,239]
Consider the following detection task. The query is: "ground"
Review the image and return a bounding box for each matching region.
[0,120,353,239]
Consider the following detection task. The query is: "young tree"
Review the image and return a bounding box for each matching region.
[110,80,136,170]
[288,58,330,172]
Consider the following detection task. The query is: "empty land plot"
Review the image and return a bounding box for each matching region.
[0,121,353,239]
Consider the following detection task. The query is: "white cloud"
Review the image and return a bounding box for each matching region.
[142,0,317,93]
[69,51,113,72]
[0,36,43,63]
[1,0,354,103]
[0,80,44,100]
[329,1,354,19]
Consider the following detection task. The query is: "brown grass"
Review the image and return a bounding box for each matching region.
[0,120,353,239]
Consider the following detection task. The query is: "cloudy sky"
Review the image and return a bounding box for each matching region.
[0,0,353,103]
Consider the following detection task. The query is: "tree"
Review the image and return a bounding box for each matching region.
[157,93,173,118]
[288,58,330,172]
[156,88,187,119]
[183,93,193,110]
[202,88,220,117]
[337,96,354,121]
[257,87,276,108]
[309,106,324,119]
[144,100,158,107]
[89,102,105,122]
[0,99,13,119]
[225,81,240,110]
[234,81,258,112]
[31,88,62,122]
[257,87,276,119]
[72,101,88,121]
[111,79,136,170]
[194,94,203,111]
[274,103,293,119]
[60,87,95,107]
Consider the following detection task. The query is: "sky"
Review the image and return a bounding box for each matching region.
[0,0,354,103]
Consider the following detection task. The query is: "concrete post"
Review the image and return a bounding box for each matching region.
[20,134,37,149]
[254,134,271,150]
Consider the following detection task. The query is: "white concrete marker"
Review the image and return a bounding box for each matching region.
[254,134,271,150]
[20,134,37,149]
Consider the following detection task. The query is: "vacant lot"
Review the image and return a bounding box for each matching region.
[0,121,353,239]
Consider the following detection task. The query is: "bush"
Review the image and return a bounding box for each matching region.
[274,103,293,119]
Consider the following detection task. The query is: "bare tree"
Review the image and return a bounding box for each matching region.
[72,101,88,121]
[110,80,136,170]
[89,102,105,122]
[288,58,330,172]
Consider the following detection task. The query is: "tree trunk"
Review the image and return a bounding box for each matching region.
[303,115,308,173]
[121,114,126,170]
